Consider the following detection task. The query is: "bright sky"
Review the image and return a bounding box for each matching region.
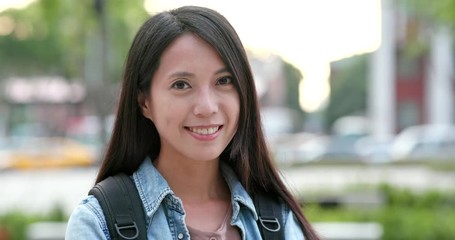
[1,0,382,112]
[0,0,34,12]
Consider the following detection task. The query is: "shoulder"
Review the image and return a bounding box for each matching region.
[65,195,109,239]
[283,205,305,239]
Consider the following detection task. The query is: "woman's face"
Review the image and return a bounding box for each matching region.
[141,33,240,163]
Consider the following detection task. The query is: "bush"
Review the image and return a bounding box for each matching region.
[0,205,67,240]
[305,185,455,240]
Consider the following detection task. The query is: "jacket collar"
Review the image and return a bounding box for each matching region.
[132,157,182,218]
[132,157,258,220]
[220,162,258,220]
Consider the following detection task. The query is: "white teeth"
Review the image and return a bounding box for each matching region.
[189,127,219,135]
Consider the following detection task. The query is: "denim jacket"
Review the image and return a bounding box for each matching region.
[65,158,305,239]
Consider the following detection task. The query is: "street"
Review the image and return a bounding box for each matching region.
[1,164,455,216]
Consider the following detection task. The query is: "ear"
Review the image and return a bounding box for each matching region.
[138,92,153,121]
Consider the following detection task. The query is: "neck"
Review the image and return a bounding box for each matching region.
[154,156,228,203]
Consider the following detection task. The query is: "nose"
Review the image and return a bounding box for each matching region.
[192,88,218,117]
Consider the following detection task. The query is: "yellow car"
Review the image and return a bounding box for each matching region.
[7,137,96,169]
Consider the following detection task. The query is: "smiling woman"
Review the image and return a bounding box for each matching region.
[66,5,319,240]
[139,33,240,164]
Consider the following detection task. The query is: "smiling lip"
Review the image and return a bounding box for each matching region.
[185,125,222,141]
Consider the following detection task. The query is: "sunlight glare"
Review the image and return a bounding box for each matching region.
[0,0,36,13]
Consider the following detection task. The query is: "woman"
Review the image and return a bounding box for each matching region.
[66,6,319,240]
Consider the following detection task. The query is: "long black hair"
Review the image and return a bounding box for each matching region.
[96,6,318,239]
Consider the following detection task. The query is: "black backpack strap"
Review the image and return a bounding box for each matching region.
[89,173,147,240]
[253,192,285,240]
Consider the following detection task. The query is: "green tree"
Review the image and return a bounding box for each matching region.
[400,0,455,26]
[324,54,369,131]
[282,60,305,114]
[0,0,147,82]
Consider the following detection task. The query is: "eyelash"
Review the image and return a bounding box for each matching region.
[170,76,234,90]
[216,76,233,85]
[171,80,190,90]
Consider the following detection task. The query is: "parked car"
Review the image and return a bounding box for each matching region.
[4,137,96,170]
[311,135,362,162]
[390,124,455,161]
[272,134,363,165]
[269,132,319,166]
[355,135,394,163]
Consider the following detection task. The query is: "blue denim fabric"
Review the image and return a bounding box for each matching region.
[65,157,305,239]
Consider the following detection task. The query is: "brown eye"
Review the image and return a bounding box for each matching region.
[171,80,191,89]
[216,76,233,85]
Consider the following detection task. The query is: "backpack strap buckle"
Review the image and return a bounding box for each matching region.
[258,217,281,232]
[253,192,285,239]
[89,173,147,240]
[115,221,140,240]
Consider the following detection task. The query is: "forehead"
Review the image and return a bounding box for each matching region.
[155,33,227,75]
[162,33,218,60]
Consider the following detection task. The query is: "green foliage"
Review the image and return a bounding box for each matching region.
[0,212,34,240]
[0,0,148,81]
[379,207,455,240]
[324,54,369,131]
[399,0,455,27]
[305,185,455,239]
[379,184,452,208]
[282,60,304,114]
[0,205,67,240]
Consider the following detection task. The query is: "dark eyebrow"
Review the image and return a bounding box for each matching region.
[215,67,231,75]
[169,67,231,79]
[169,71,194,79]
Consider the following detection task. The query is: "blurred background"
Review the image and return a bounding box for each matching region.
[1,0,455,239]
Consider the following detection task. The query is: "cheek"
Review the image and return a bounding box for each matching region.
[228,96,241,127]
[150,98,181,127]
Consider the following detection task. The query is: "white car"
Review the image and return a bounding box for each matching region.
[390,124,455,160]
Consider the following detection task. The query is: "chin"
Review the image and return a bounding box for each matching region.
[192,152,222,162]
